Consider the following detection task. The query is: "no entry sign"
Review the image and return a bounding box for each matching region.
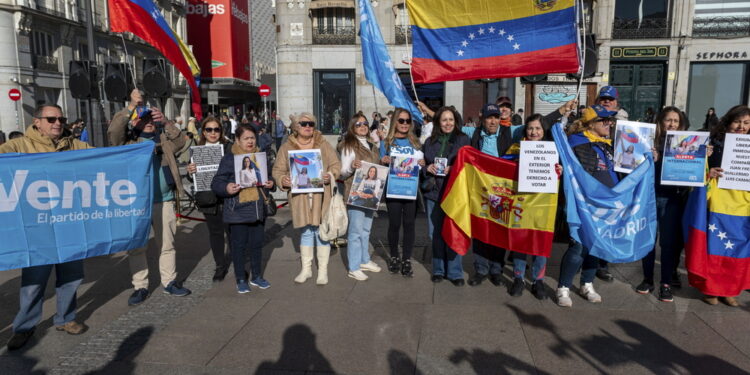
[258,84,271,97]
[8,88,21,101]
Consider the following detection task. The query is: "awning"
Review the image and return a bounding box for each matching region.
[309,0,355,9]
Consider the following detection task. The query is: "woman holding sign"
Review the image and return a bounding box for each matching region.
[380,108,425,277]
[422,106,470,286]
[212,124,275,294]
[338,114,382,281]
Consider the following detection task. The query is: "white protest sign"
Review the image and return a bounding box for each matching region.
[518,141,559,193]
[718,133,750,191]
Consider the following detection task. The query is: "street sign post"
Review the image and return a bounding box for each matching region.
[259,84,271,97]
[8,88,21,101]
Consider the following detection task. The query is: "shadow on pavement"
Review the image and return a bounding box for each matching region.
[449,348,552,375]
[388,349,423,375]
[0,330,44,374]
[255,324,334,374]
[85,325,154,375]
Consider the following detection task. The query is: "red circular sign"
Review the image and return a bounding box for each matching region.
[8,88,21,101]
[258,84,271,97]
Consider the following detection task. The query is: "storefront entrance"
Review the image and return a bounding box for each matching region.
[609,63,665,122]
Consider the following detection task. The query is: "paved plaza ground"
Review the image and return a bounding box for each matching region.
[1,206,749,374]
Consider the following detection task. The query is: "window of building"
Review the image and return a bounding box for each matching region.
[311,7,356,44]
[394,4,411,44]
[687,62,749,130]
[612,0,670,39]
[31,31,59,71]
[397,71,444,117]
[693,1,750,38]
[313,70,355,135]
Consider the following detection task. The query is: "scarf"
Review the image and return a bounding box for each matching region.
[437,134,450,158]
[583,130,612,146]
[500,118,512,127]
[232,142,260,203]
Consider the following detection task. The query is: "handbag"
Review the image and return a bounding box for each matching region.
[319,173,349,242]
[259,188,277,217]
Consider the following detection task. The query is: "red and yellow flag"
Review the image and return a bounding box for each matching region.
[441,146,558,256]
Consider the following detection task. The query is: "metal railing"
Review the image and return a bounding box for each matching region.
[395,25,411,44]
[35,2,66,18]
[34,55,59,72]
[312,26,356,45]
[693,16,750,38]
[612,18,670,39]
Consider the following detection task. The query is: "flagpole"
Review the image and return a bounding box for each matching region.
[575,0,586,107]
[403,0,422,118]
[120,34,139,89]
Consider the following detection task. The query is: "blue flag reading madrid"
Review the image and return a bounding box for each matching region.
[552,123,657,263]
[0,142,154,271]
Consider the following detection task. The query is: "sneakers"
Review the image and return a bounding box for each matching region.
[250,277,271,289]
[388,257,401,274]
[449,278,465,287]
[348,270,369,281]
[489,273,504,287]
[580,282,602,303]
[360,261,382,272]
[401,259,413,277]
[128,288,149,306]
[431,275,444,283]
[468,273,487,286]
[6,329,34,351]
[163,281,191,297]
[556,287,572,307]
[237,280,251,294]
[658,284,674,302]
[635,279,655,294]
[596,269,614,282]
[508,278,525,297]
[532,280,548,300]
[671,271,682,288]
[55,321,87,335]
[212,266,228,282]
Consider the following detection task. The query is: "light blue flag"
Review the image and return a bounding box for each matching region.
[552,123,657,263]
[358,0,422,123]
[0,142,155,270]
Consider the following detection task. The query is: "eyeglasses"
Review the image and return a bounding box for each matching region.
[298,121,315,128]
[204,127,221,133]
[37,116,67,124]
[355,121,369,127]
[397,118,412,124]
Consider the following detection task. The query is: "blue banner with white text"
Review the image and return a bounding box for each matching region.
[0,142,154,270]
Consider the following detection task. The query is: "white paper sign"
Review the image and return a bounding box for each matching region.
[718,133,750,191]
[518,141,559,193]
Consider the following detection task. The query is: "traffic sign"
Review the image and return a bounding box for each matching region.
[258,84,271,97]
[8,88,21,101]
[207,90,219,105]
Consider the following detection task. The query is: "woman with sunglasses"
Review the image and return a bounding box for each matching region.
[187,117,232,282]
[272,113,341,285]
[338,114,382,281]
[379,108,426,277]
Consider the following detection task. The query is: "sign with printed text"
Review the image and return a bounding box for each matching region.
[190,144,224,191]
[518,141,559,193]
[718,133,750,192]
[660,131,709,187]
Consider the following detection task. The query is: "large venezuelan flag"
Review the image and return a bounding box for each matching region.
[441,146,558,256]
[406,0,579,83]
[684,179,750,296]
[109,0,203,119]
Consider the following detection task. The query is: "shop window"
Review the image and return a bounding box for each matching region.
[314,70,355,135]
[693,0,750,38]
[687,63,749,130]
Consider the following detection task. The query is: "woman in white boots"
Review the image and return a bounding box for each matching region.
[273,112,341,285]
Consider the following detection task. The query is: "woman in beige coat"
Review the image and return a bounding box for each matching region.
[272,112,341,285]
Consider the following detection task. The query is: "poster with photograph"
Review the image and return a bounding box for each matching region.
[718,133,750,191]
[660,131,709,187]
[386,153,420,200]
[346,162,388,210]
[613,121,656,174]
[234,152,268,188]
[434,157,448,176]
[190,145,224,192]
[289,149,325,193]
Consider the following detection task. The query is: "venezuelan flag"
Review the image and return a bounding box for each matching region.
[684,179,750,296]
[441,146,558,256]
[109,0,203,119]
[406,0,579,83]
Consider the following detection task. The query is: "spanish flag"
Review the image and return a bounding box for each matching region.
[406,0,579,83]
[441,146,558,256]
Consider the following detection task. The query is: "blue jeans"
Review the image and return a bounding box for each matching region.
[300,225,329,247]
[426,199,464,279]
[229,222,265,281]
[347,207,374,271]
[558,239,599,288]
[512,252,547,281]
[473,240,505,276]
[13,260,84,333]
[642,195,684,284]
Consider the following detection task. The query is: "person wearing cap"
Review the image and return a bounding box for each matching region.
[596,86,629,121]
[556,105,619,308]
[108,89,192,306]
[495,96,577,131]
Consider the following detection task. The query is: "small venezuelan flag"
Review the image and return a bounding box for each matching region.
[407,0,579,83]
[440,146,558,256]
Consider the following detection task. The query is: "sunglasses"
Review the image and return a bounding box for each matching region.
[355,121,369,127]
[397,118,412,124]
[204,127,221,133]
[37,116,67,124]
[298,121,315,128]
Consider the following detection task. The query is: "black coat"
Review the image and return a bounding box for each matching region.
[422,133,470,202]
[211,151,272,224]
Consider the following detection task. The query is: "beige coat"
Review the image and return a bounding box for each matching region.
[0,126,92,153]
[272,131,341,229]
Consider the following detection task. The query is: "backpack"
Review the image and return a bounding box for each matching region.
[319,173,348,242]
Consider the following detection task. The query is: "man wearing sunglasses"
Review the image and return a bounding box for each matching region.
[108,89,191,306]
[0,104,92,350]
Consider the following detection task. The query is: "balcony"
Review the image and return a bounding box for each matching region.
[34,55,59,72]
[612,17,670,39]
[35,2,66,18]
[693,16,750,38]
[395,25,411,44]
[312,26,356,45]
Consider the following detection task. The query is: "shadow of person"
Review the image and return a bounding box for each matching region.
[85,326,154,375]
[0,329,44,375]
[255,324,334,374]
[387,349,423,375]
[449,348,552,375]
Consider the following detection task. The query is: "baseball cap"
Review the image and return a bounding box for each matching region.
[580,104,617,123]
[495,96,513,108]
[598,86,618,100]
[482,103,501,118]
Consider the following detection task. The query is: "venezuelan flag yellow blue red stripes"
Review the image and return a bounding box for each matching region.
[406,0,579,83]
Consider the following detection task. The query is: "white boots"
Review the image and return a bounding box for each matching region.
[294,245,330,285]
